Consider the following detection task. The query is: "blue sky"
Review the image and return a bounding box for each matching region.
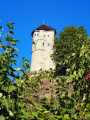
[0,0,90,68]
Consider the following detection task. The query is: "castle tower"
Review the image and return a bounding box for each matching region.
[31,23,56,71]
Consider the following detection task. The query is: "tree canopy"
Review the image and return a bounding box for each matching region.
[51,25,89,75]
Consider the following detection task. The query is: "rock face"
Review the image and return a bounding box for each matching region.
[36,78,56,102]
[28,71,73,103]
[31,24,56,72]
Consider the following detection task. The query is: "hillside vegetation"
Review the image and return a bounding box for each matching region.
[0,21,90,120]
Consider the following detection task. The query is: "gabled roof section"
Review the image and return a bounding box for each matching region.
[31,24,56,36]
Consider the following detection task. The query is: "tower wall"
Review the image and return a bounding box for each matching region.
[31,30,55,71]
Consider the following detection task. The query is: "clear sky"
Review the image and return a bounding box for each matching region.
[0,0,90,68]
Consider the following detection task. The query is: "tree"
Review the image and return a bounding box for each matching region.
[51,25,89,75]
[0,21,34,120]
[0,21,50,120]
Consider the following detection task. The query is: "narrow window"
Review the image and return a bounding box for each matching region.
[47,35,49,37]
[43,43,45,46]
[37,34,39,36]
[44,35,46,38]
[32,41,35,44]
[34,34,36,37]
[48,43,50,46]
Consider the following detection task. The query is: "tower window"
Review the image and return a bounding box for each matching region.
[44,35,46,38]
[47,35,49,37]
[34,34,36,37]
[48,43,50,46]
[43,43,45,46]
[32,41,35,44]
[37,34,39,36]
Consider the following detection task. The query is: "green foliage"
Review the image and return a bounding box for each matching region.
[0,21,90,120]
[38,44,90,120]
[36,26,90,119]
[0,21,40,120]
[51,25,89,74]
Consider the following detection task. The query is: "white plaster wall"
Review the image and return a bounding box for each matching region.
[31,30,55,71]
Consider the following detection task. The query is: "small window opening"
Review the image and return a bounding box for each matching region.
[48,43,50,46]
[44,35,46,38]
[43,43,45,46]
[48,35,49,37]
[37,34,39,36]
[32,41,35,44]
[34,34,36,37]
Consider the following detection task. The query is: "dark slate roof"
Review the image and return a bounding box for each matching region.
[31,24,56,36]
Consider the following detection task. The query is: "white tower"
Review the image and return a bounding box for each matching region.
[31,23,56,72]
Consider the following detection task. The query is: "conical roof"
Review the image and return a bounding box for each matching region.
[31,24,56,36]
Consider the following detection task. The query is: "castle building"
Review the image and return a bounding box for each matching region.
[31,23,56,71]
